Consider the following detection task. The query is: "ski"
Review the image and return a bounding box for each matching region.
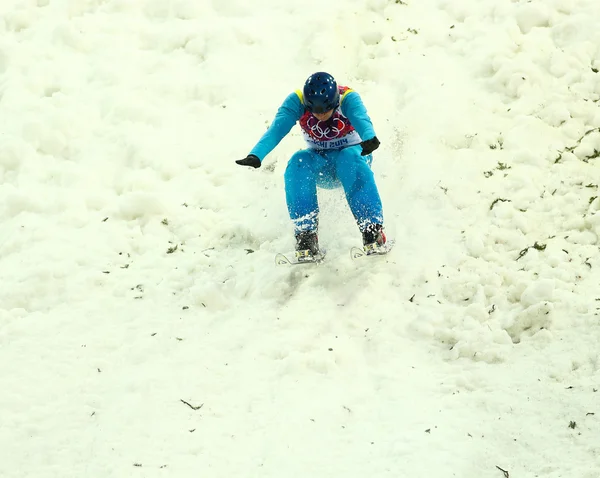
[350,239,395,259]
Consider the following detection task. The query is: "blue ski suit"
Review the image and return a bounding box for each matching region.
[249,86,384,233]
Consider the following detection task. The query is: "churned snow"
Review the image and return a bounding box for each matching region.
[1,0,600,477]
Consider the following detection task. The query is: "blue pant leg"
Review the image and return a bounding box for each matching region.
[284,150,325,233]
[334,146,384,231]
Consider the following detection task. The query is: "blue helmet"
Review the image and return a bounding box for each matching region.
[303,72,340,114]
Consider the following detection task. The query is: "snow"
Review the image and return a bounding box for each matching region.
[1,0,600,476]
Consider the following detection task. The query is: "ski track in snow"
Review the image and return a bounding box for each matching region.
[0,0,600,477]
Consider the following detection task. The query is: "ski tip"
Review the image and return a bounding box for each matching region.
[275,251,326,266]
[350,247,366,259]
[351,239,395,260]
[275,253,292,265]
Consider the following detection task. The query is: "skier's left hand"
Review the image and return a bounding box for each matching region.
[360,136,380,156]
[236,154,261,168]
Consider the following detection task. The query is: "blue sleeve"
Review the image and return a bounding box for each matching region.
[340,91,376,141]
[249,92,304,161]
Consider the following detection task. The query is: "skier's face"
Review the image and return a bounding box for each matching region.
[313,109,334,121]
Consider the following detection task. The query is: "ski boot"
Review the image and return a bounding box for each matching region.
[295,230,322,262]
[361,223,387,255]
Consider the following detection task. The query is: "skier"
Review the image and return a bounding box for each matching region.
[235,72,386,260]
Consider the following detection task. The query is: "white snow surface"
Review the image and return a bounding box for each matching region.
[1,0,600,477]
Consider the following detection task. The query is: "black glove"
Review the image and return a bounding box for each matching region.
[360,136,380,156]
[235,154,261,169]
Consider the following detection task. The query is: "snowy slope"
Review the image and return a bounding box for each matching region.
[1,1,599,477]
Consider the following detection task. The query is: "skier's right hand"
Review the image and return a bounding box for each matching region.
[235,154,261,169]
